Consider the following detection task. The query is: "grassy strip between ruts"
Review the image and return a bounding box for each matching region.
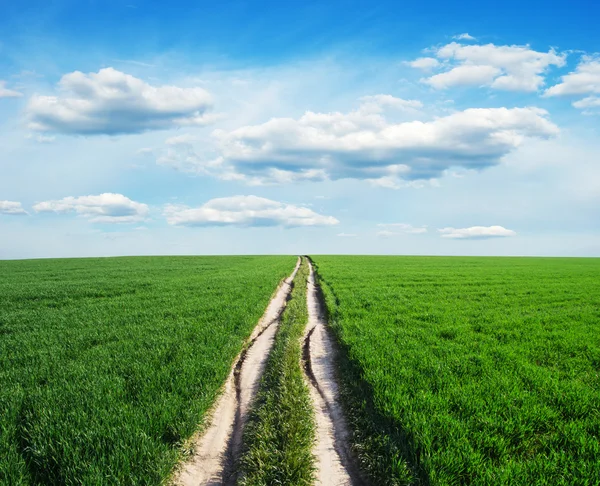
[239,257,315,486]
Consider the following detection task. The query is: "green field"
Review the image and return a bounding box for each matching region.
[2,255,599,485]
[0,256,296,485]
[312,256,600,485]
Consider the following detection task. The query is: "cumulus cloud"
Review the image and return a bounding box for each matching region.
[0,201,28,215]
[377,223,428,234]
[33,193,149,223]
[453,33,476,41]
[206,102,557,185]
[0,81,23,98]
[438,225,516,239]
[407,57,441,71]
[165,134,200,145]
[572,96,600,114]
[425,65,501,89]
[156,142,225,176]
[414,42,565,91]
[572,96,600,109]
[27,68,214,135]
[359,95,423,112]
[545,57,600,112]
[26,133,55,144]
[153,95,417,184]
[164,195,339,228]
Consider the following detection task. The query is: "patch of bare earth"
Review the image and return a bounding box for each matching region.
[303,260,364,486]
[174,258,300,486]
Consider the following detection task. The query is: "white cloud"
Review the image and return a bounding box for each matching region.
[368,171,440,190]
[156,146,224,176]
[572,96,600,109]
[27,68,214,135]
[33,193,149,223]
[136,147,155,156]
[155,140,330,185]
[438,225,516,239]
[453,33,476,41]
[207,102,558,185]
[0,81,23,98]
[415,42,565,91]
[164,195,339,228]
[0,201,28,215]
[35,135,56,144]
[337,232,357,237]
[407,57,441,71]
[424,65,500,89]
[376,230,396,238]
[165,134,199,145]
[572,96,600,114]
[545,56,600,101]
[377,223,427,234]
[26,133,55,144]
[359,94,423,112]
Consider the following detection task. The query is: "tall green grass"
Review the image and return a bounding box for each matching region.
[0,256,296,485]
[239,257,315,486]
[313,256,600,486]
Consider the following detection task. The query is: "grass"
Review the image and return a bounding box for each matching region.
[239,257,315,486]
[312,256,600,486]
[0,256,296,485]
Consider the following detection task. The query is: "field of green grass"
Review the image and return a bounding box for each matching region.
[313,256,600,485]
[0,256,296,485]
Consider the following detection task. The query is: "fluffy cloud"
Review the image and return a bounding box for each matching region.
[34,135,56,144]
[0,81,23,98]
[25,133,56,144]
[425,65,501,89]
[416,42,565,91]
[164,195,339,228]
[377,223,428,234]
[453,33,476,41]
[153,95,419,184]
[0,201,27,215]
[407,57,441,71]
[359,94,423,112]
[165,134,200,145]
[33,193,149,223]
[438,225,516,239]
[207,103,558,185]
[572,97,600,113]
[572,97,600,108]
[544,56,600,103]
[27,68,214,135]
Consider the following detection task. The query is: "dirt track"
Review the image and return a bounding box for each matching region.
[174,258,300,486]
[303,260,362,486]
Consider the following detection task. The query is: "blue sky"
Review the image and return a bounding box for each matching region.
[1,0,599,258]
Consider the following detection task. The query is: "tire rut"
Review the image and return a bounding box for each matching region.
[302,259,366,486]
[174,258,301,486]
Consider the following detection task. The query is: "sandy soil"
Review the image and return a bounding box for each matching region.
[174,258,301,486]
[303,261,361,486]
